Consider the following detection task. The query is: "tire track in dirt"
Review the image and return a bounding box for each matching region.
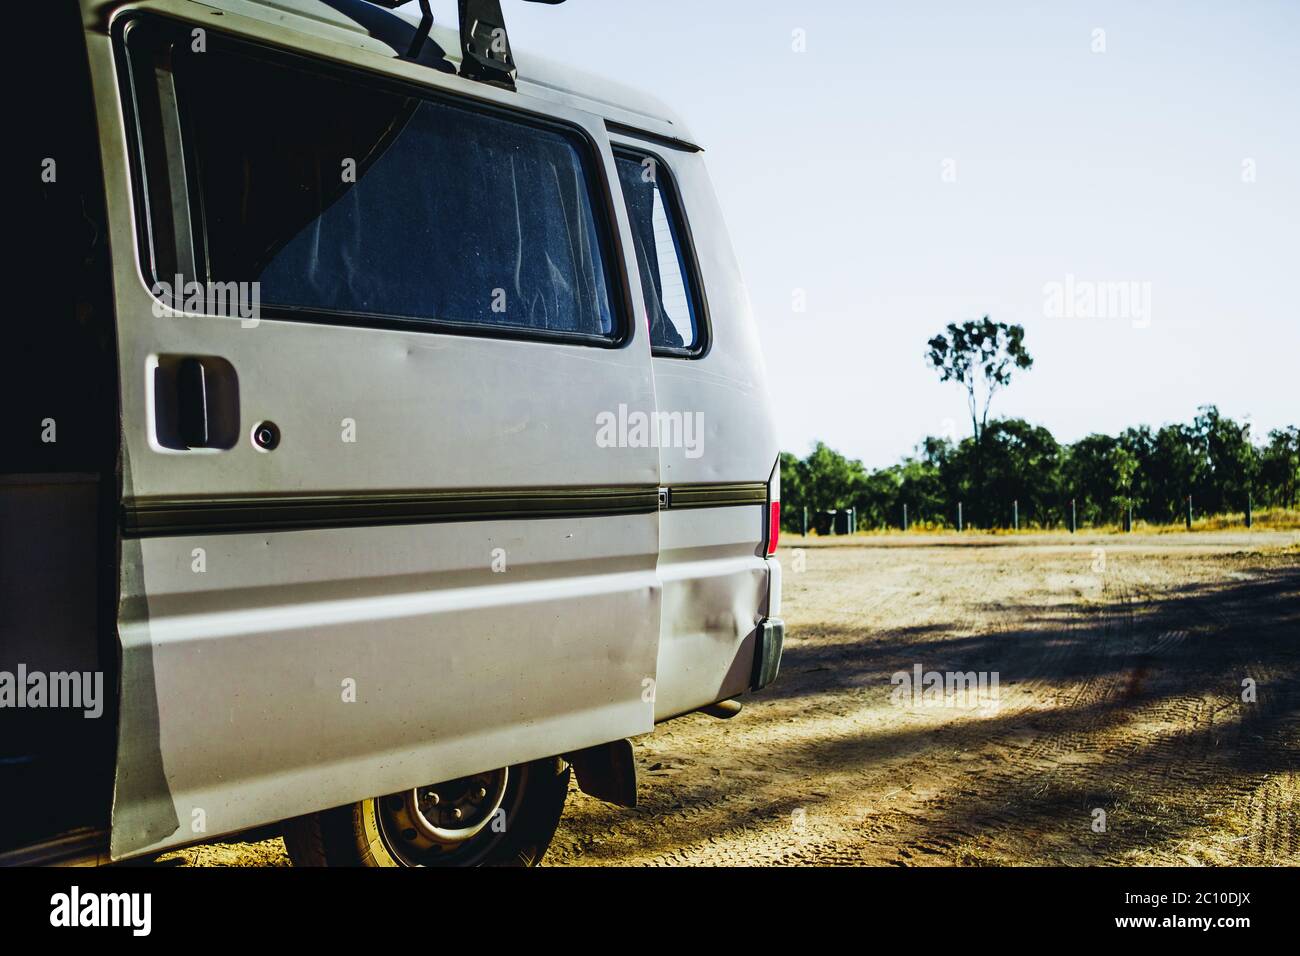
[865,560,1142,864]
[1167,560,1300,864]
[1022,553,1296,864]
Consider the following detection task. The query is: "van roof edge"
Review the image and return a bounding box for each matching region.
[118,1,697,144]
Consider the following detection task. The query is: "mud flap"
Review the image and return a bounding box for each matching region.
[568,738,637,808]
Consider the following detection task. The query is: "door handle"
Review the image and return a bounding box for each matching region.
[177,356,211,448]
[154,354,239,451]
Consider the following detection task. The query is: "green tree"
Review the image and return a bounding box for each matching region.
[1259,427,1300,508]
[781,442,868,532]
[1112,444,1139,518]
[778,450,808,532]
[1192,406,1256,514]
[944,419,1061,527]
[802,441,866,510]
[897,446,950,526]
[1139,424,1204,522]
[1117,426,1157,519]
[926,318,1033,524]
[852,466,904,529]
[1061,434,1121,525]
[925,318,1034,447]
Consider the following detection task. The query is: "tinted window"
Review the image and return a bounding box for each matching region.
[614,152,702,353]
[125,23,619,342]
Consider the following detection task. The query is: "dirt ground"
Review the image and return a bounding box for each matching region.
[162,531,1300,867]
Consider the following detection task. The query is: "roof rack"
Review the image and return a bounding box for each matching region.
[368,0,566,91]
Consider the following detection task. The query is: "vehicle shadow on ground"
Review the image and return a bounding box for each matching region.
[766,568,1300,703]
[562,561,1300,864]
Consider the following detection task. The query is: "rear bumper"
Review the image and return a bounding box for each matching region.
[751,618,784,691]
[751,554,782,691]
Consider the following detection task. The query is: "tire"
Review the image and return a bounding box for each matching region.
[283,758,570,867]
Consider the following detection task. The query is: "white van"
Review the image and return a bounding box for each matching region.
[1,0,782,867]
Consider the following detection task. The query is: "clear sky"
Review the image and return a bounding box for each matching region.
[404,0,1298,468]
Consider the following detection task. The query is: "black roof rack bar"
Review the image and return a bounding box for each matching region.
[457,0,517,89]
[406,0,434,61]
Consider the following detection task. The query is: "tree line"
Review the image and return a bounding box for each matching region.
[781,409,1300,532]
[784,318,1299,531]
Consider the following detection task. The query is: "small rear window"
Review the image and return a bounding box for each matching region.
[122,19,622,344]
[613,151,704,355]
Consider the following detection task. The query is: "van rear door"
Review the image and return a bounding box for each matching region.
[609,135,780,720]
[88,11,661,859]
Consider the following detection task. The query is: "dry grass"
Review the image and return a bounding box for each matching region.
[802,508,1300,537]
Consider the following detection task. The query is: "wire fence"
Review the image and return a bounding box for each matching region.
[792,494,1279,535]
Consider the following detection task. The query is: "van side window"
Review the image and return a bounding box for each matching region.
[122,21,621,344]
[613,151,704,355]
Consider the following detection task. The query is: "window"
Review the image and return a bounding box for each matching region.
[121,19,622,344]
[613,151,705,355]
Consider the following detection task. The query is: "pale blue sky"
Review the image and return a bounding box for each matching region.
[404,0,1298,467]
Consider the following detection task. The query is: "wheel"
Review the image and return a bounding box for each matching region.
[282,757,570,867]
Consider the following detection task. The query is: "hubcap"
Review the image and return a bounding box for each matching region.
[378,767,510,861]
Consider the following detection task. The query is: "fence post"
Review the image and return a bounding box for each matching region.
[1125,504,1132,533]
[802,507,808,536]
[1070,498,1077,534]
[1186,495,1193,531]
[1013,499,1019,531]
[902,503,908,532]
[957,501,963,533]
[1246,494,1253,529]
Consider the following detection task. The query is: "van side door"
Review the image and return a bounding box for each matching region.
[87,10,661,859]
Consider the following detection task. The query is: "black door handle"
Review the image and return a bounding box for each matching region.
[177,356,211,448]
[154,355,238,451]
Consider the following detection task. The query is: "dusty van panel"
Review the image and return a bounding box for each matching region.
[88,5,667,857]
[653,506,771,720]
[114,516,660,855]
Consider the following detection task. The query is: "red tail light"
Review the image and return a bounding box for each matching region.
[767,500,780,555]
